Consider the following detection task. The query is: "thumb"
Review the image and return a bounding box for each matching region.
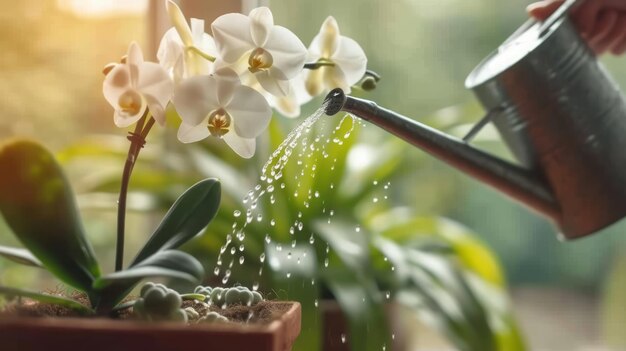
[527,0,566,20]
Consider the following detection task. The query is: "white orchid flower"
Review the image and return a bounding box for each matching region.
[173,68,272,158]
[267,73,312,118]
[158,1,218,82]
[211,7,307,97]
[103,42,174,127]
[305,16,367,96]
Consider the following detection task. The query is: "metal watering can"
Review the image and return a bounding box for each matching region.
[323,0,626,239]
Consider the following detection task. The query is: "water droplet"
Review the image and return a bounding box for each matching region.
[233,210,241,217]
[270,195,276,204]
[355,226,361,232]
[314,191,320,198]
[373,180,378,185]
[385,291,391,299]
[277,244,283,252]
[267,185,274,193]
[255,184,261,191]
[324,258,329,267]
[239,256,245,264]
[391,266,395,271]
[213,267,220,275]
[289,226,295,235]
[280,183,286,189]
[265,234,271,244]
[230,247,236,255]
[314,299,319,307]
[256,214,263,222]
[341,334,346,344]
[297,222,304,231]
[287,252,292,260]
[372,197,379,203]
[311,279,315,285]
[309,235,315,244]
[270,219,276,226]
[291,240,297,248]
[259,253,266,263]
[286,272,291,278]
[392,334,395,340]
[253,282,259,291]
[239,244,244,252]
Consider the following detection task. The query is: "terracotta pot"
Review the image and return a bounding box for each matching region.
[321,300,408,351]
[0,301,301,351]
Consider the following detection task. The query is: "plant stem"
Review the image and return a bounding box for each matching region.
[115,112,156,271]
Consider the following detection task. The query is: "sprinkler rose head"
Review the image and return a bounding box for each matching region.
[324,88,346,116]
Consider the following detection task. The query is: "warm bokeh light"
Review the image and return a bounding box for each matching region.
[57,0,147,17]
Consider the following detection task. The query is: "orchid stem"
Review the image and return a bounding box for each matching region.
[303,61,335,70]
[187,46,216,62]
[115,111,155,272]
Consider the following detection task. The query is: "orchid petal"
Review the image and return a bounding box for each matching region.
[318,16,341,58]
[256,70,290,97]
[222,132,256,159]
[304,66,324,97]
[103,64,131,108]
[226,86,272,138]
[323,65,351,93]
[332,36,367,87]
[177,122,210,143]
[136,62,173,113]
[166,0,194,47]
[157,28,184,74]
[145,95,166,126]
[212,13,254,63]
[263,26,307,79]
[249,7,273,47]
[114,101,146,128]
[190,18,205,46]
[173,75,219,126]
[127,42,144,87]
[271,74,313,118]
[214,67,242,106]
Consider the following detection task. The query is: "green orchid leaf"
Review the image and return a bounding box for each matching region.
[95,250,204,289]
[133,178,221,264]
[93,250,204,313]
[0,140,100,292]
[0,245,43,268]
[0,285,93,315]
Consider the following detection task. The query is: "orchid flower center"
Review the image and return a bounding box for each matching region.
[248,48,273,74]
[118,90,144,117]
[207,108,232,137]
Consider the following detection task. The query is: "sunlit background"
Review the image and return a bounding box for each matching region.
[2,0,626,349]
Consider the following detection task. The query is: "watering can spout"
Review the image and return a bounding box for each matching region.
[324,88,562,224]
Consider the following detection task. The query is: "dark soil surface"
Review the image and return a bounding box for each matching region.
[1,290,292,325]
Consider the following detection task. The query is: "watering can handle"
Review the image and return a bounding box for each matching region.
[462,108,501,142]
[538,0,582,35]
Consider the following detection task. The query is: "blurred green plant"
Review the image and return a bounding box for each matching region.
[0,139,220,314]
[57,102,525,350]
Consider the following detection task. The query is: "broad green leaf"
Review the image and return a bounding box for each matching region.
[93,250,204,313]
[133,178,221,264]
[95,250,204,289]
[0,285,93,315]
[0,245,42,267]
[313,219,370,272]
[0,140,100,292]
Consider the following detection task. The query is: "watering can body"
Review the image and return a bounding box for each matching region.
[324,17,626,239]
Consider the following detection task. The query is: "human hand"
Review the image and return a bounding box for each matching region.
[527,0,626,55]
